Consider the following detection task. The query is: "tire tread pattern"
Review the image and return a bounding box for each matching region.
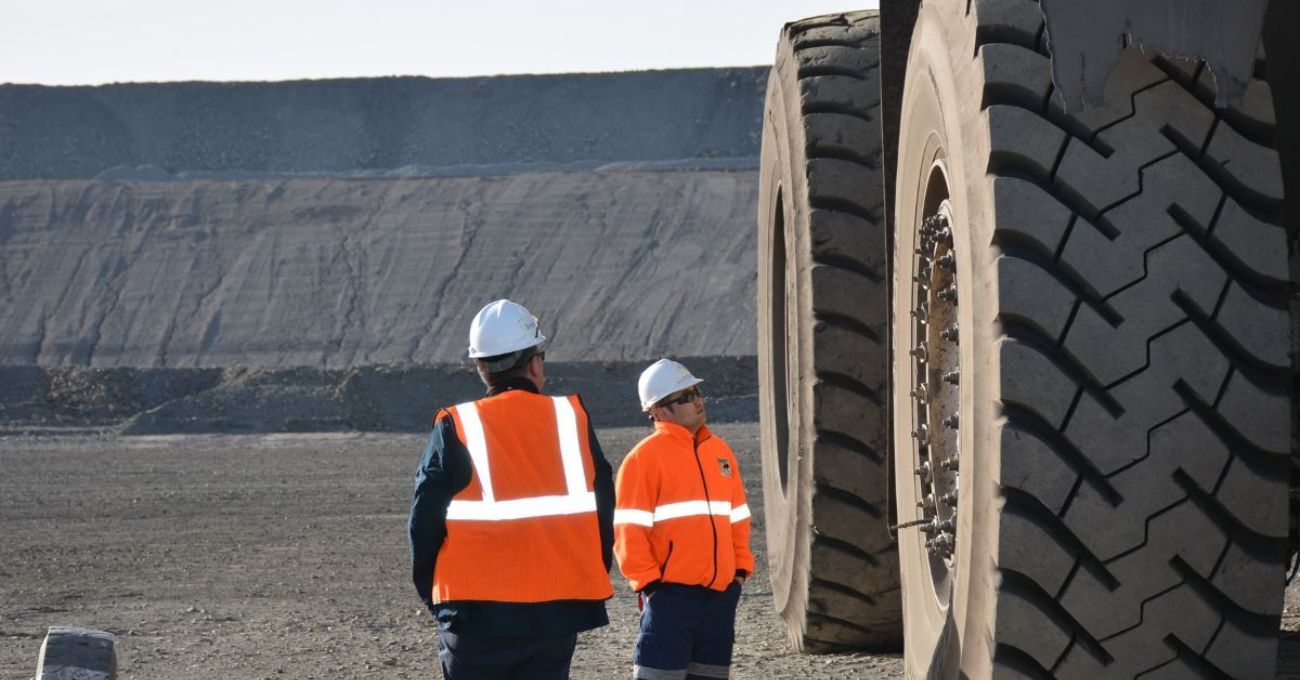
[772,10,901,652]
[970,1,1291,678]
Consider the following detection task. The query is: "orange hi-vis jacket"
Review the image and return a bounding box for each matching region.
[433,390,614,604]
[614,421,755,592]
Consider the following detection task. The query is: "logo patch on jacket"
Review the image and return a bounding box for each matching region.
[718,458,732,477]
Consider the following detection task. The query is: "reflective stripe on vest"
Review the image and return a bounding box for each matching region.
[614,501,750,527]
[447,396,596,521]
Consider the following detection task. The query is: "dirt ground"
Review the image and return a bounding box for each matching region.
[0,424,900,679]
[2,423,1298,679]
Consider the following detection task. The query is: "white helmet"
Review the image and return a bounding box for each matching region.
[638,359,704,410]
[467,299,547,359]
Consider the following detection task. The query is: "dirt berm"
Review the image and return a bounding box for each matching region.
[0,69,766,180]
[0,68,763,435]
[0,357,757,434]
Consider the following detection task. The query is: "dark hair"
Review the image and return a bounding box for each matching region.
[474,346,539,386]
[647,394,677,422]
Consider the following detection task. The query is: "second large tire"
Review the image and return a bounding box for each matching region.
[757,11,901,652]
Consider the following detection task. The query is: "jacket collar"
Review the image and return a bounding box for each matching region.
[653,419,712,445]
[486,377,540,397]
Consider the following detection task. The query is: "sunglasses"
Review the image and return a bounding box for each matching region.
[659,388,702,407]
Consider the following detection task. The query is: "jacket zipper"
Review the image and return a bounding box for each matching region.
[690,433,719,588]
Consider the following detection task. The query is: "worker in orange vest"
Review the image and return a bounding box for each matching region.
[408,299,615,679]
[614,359,756,680]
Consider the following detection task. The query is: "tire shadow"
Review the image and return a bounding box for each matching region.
[1279,630,1300,678]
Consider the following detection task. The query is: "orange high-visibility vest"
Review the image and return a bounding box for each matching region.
[433,390,613,604]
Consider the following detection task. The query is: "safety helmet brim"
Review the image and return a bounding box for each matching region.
[467,333,546,359]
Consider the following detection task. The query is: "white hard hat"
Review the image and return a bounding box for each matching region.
[467,299,547,359]
[638,359,704,411]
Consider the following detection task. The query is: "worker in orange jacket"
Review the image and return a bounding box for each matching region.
[614,359,755,680]
[408,299,615,679]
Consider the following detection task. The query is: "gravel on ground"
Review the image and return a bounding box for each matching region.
[4,424,1299,679]
[0,424,901,679]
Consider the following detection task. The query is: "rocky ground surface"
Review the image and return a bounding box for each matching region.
[4,425,1299,679]
[0,424,903,680]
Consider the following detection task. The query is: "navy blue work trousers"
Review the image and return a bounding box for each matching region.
[634,581,741,680]
[437,630,578,680]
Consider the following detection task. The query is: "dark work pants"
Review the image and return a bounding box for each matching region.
[634,582,741,680]
[437,630,578,680]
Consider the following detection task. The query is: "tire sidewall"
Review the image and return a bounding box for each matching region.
[893,5,999,677]
[757,41,817,637]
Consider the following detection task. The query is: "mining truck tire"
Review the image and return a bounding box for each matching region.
[891,1,1291,677]
[757,10,902,652]
[35,627,117,680]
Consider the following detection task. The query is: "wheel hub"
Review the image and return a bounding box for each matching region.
[906,206,960,566]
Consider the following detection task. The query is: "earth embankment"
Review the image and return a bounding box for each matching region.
[0,69,766,180]
[0,68,765,434]
[0,170,757,368]
[0,357,757,435]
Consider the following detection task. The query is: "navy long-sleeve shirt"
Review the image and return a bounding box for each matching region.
[407,378,614,635]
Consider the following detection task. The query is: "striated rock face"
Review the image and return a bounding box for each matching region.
[0,169,758,367]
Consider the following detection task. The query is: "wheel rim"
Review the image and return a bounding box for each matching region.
[906,174,962,607]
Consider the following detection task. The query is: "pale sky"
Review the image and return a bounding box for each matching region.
[3,1,880,86]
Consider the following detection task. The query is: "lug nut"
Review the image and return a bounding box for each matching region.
[943,370,960,385]
[912,424,929,444]
[938,285,958,303]
[910,384,928,403]
[939,492,957,506]
[936,252,956,270]
[914,461,932,481]
[943,413,959,429]
[940,457,960,472]
[918,494,936,512]
[926,534,953,554]
[910,344,927,361]
[941,324,959,343]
